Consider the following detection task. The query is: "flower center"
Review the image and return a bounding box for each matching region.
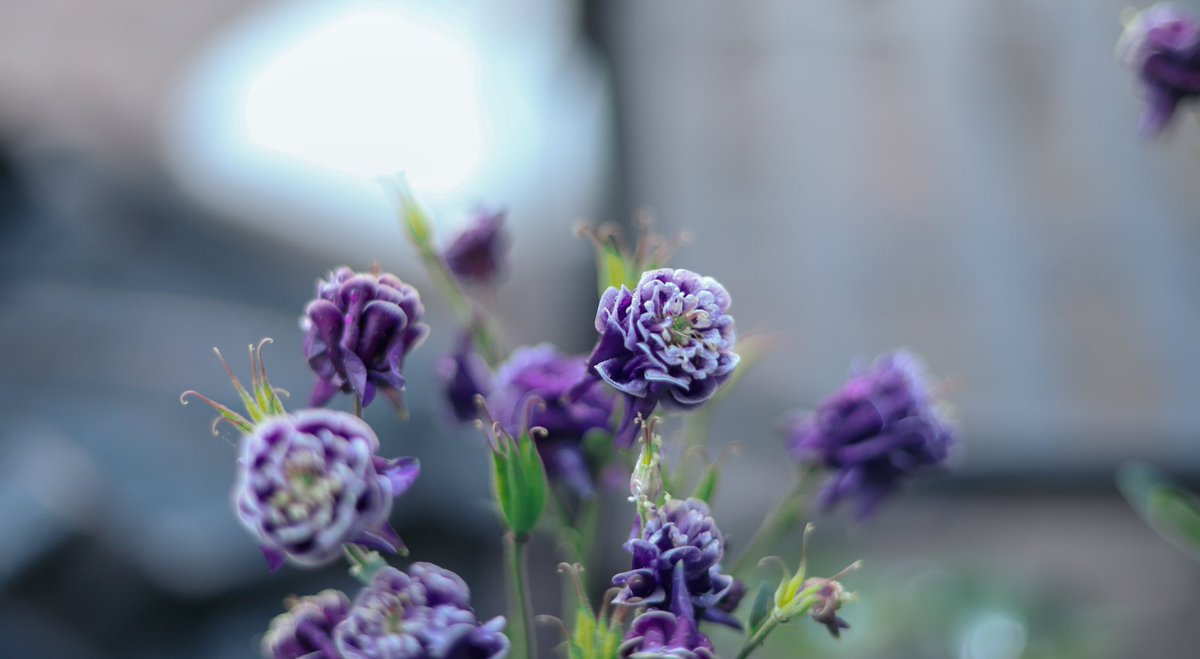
[667,309,713,346]
[270,451,342,522]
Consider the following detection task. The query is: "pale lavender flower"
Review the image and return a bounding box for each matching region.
[234,409,419,571]
[584,268,738,447]
[490,344,616,496]
[262,589,351,659]
[303,267,430,408]
[334,563,509,659]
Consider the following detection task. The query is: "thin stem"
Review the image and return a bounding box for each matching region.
[353,397,363,419]
[732,477,806,576]
[734,615,781,659]
[504,532,537,659]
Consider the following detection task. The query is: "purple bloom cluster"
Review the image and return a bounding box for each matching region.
[234,409,420,570]
[334,563,509,659]
[263,590,351,659]
[619,564,717,658]
[787,351,954,519]
[586,268,738,447]
[613,498,741,629]
[303,267,430,408]
[489,344,616,496]
[443,210,508,285]
[1119,3,1200,135]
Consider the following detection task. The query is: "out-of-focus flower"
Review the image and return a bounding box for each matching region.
[302,267,430,408]
[490,344,616,497]
[619,563,716,658]
[804,578,851,639]
[439,332,493,423]
[612,498,740,628]
[262,589,351,659]
[333,563,509,659]
[787,350,954,519]
[1118,3,1200,135]
[584,268,738,447]
[234,409,420,571]
[443,209,509,285]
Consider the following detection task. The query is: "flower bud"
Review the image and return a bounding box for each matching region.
[484,419,548,540]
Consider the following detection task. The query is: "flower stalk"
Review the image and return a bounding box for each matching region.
[504,532,536,659]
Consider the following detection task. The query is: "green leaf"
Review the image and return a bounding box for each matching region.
[691,461,720,504]
[748,580,774,636]
[1117,461,1200,562]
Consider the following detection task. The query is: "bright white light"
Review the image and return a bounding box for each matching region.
[243,8,484,192]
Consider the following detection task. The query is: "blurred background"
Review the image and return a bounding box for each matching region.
[2,0,1200,657]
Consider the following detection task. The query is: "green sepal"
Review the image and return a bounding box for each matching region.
[492,431,548,538]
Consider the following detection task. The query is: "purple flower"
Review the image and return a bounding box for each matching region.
[334,563,509,659]
[439,332,493,423]
[489,344,617,497]
[613,498,740,629]
[262,589,351,659]
[787,351,954,519]
[585,268,738,447]
[234,409,420,571]
[804,578,851,639]
[618,562,717,658]
[302,267,430,408]
[443,209,508,285]
[1119,3,1200,135]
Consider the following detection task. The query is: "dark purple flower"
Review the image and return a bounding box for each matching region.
[303,267,430,408]
[489,344,617,497]
[1119,4,1200,136]
[443,209,508,285]
[334,563,509,659]
[584,268,738,447]
[439,332,493,423]
[612,498,740,629]
[619,564,716,658]
[234,409,420,571]
[262,589,351,659]
[788,351,954,519]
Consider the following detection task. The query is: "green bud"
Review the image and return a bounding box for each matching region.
[488,423,548,539]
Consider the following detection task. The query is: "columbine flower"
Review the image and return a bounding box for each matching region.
[584,268,738,447]
[443,209,508,285]
[612,498,740,628]
[489,344,616,497]
[334,563,509,659]
[234,409,420,571]
[1118,3,1200,135]
[439,332,493,423]
[262,589,351,659]
[619,564,716,658]
[302,266,430,408]
[787,350,954,519]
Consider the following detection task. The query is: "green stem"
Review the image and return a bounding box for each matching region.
[353,397,363,419]
[735,615,781,659]
[732,478,806,576]
[504,532,536,659]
